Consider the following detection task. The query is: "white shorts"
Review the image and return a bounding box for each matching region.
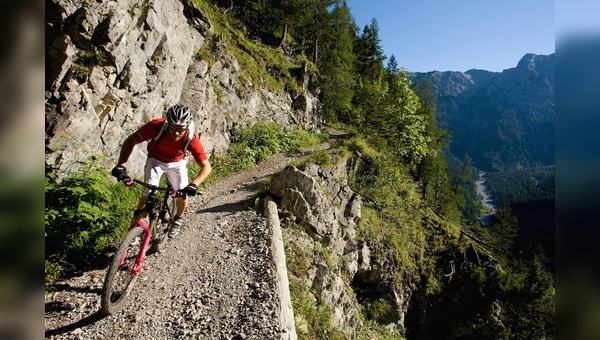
[143,157,188,194]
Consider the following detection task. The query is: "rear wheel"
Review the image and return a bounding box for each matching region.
[100,226,145,315]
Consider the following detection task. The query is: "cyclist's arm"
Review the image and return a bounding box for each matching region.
[188,135,211,187]
[117,134,142,166]
[190,159,211,187]
[116,121,158,166]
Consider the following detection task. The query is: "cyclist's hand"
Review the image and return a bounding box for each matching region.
[182,183,198,196]
[111,165,129,181]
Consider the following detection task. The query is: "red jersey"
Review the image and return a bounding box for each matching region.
[133,118,208,163]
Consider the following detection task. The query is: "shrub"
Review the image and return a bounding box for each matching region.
[363,298,395,324]
[307,150,332,168]
[45,157,139,283]
[192,122,326,186]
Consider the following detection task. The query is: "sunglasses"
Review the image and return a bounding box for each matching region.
[168,124,187,133]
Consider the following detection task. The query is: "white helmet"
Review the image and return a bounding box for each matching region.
[166,104,193,126]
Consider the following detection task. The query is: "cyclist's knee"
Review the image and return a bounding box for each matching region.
[137,195,149,209]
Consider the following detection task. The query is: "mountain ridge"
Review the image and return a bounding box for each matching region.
[409,53,555,171]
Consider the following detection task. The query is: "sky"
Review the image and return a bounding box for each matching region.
[346,0,558,73]
[556,0,600,41]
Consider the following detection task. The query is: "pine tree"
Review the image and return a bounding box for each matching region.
[354,18,386,81]
[352,75,387,135]
[319,1,357,123]
[489,205,519,251]
[386,54,399,75]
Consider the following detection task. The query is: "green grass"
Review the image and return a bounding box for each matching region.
[306,150,332,168]
[190,122,328,188]
[191,0,310,93]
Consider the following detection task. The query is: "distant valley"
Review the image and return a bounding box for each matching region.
[409,54,555,261]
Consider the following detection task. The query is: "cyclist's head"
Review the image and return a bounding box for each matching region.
[166,104,193,126]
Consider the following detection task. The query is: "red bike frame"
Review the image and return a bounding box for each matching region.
[118,177,156,275]
[119,219,152,275]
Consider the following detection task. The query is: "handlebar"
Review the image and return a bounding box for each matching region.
[121,177,186,198]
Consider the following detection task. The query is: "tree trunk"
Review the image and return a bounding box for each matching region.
[278,21,288,48]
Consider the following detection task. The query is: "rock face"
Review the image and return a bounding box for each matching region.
[271,164,361,247]
[270,162,367,334]
[45,0,320,177]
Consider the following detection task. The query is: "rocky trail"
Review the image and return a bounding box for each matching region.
[45,130,343,339]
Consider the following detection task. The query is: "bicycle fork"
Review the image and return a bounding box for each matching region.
[120,220,152,275]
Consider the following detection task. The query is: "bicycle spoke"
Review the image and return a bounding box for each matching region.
[101,226,145,314]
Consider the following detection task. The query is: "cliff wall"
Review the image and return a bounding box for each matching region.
[45,0,320,176]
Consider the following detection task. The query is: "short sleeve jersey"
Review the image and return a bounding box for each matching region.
[133,118,208,164]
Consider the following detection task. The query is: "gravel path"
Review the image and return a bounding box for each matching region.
[44,152,297,340]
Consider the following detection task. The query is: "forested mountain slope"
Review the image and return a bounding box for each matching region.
[409,53,555,171]
[409,55,555,269]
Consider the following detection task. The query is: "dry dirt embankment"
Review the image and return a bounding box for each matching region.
[45,133,340,339]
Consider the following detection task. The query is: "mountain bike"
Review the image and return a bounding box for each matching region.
[100,177,183,315]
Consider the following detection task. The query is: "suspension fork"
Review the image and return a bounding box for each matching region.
[120,219,152,275]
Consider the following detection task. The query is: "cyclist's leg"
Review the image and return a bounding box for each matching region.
[165,159,188,237]
[175,197,188,218]
[165,159,189,218]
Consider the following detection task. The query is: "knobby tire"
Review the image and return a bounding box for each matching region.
[100,226,145,315]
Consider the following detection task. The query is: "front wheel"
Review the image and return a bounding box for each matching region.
[100,226,145,315]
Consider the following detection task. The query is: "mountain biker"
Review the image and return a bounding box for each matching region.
[111,104,212,237]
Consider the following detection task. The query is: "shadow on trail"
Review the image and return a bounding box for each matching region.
[196,199,252,214]
[48,282,102,295]
[45,311,105,338]
[45,282,107,337]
